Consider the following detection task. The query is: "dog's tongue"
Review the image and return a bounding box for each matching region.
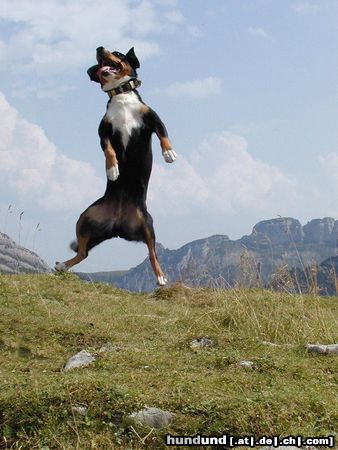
[98,65,117,75]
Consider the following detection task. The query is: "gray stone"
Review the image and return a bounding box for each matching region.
[306,343,338,355]
[128,407,174,428]
[71,406,88,416]
[190,337,214,351]
[238,360,255,369]
[63,350,96,372]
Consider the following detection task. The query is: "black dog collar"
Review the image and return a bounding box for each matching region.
[105,79,141,98]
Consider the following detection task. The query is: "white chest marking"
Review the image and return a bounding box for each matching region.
[105,92,143,148]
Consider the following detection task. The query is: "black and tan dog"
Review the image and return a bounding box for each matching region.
[55,46,176,286]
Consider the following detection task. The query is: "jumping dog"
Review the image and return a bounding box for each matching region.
[55,46,176,286]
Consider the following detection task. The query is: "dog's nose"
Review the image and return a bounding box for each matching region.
[96,46,105,53]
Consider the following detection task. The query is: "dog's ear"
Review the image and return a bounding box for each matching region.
[125,47,140,70]
[87,64,100,82]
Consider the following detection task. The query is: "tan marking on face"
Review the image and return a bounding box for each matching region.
[114,61,133,79]
[100,50,133,79]
[99,49,121,65]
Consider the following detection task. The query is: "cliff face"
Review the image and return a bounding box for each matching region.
[114,217,338,292]
[0,232,51,274]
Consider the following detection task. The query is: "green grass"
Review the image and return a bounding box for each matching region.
[0,274,337,449]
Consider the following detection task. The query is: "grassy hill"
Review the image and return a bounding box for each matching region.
[0,273,337,449]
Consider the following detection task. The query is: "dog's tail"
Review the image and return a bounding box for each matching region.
[70,238,103,254]
[70,240,78,253]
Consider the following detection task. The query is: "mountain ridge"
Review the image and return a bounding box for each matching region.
[1,217,337,293]
[76,216,338,292]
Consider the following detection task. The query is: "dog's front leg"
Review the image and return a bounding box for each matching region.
[158,135,177,163]
[99,120,119,181]
[102,138,119,181]
[150,110,177,163]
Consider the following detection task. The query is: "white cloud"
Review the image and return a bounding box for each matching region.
[149,131,296,216]
[0,92,103,211]
[161,77,222,99]
[149,156,208,214]
[247,27,269,39]
[0,0,157,74]
[0,1,202,99]
[0,0,194,76]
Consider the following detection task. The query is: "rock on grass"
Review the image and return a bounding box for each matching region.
[63,350,96,372]
[190,337,214,351]
[128,407,175,428]
[238,360,255,369]
[306,343,338,355]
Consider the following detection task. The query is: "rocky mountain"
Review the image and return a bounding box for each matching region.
[0,232,51,274]
[285,255,338,296]
[2,217,337,293]
[109,217,338,292]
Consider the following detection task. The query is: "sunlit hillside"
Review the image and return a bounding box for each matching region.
[0,274,337,449]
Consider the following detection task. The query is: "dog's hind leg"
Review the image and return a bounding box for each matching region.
[55,201,113,272]
[148,243,167,286]
[142,215,167,286]
[55,234,90,272]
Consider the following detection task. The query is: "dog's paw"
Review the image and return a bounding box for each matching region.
[55,262,68,272]
[162,149,177,163]
[157,276,167,286]
[106,164,119,181]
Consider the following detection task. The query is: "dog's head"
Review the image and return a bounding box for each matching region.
[87,47,140,92]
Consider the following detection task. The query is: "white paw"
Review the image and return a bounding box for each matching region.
[162,149,177,163]
[55,262,68,272]
[106,164,119,181]
[157,276,167,286]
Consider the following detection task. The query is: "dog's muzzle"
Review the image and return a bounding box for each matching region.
[97,65,122,85]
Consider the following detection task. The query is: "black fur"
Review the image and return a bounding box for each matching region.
[75,103,168,251]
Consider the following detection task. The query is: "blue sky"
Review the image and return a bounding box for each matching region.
[1,0,338,272]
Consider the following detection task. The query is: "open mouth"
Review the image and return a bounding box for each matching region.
[97,62,121,82]
[100,60,122,74]
[103,65,119,75]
